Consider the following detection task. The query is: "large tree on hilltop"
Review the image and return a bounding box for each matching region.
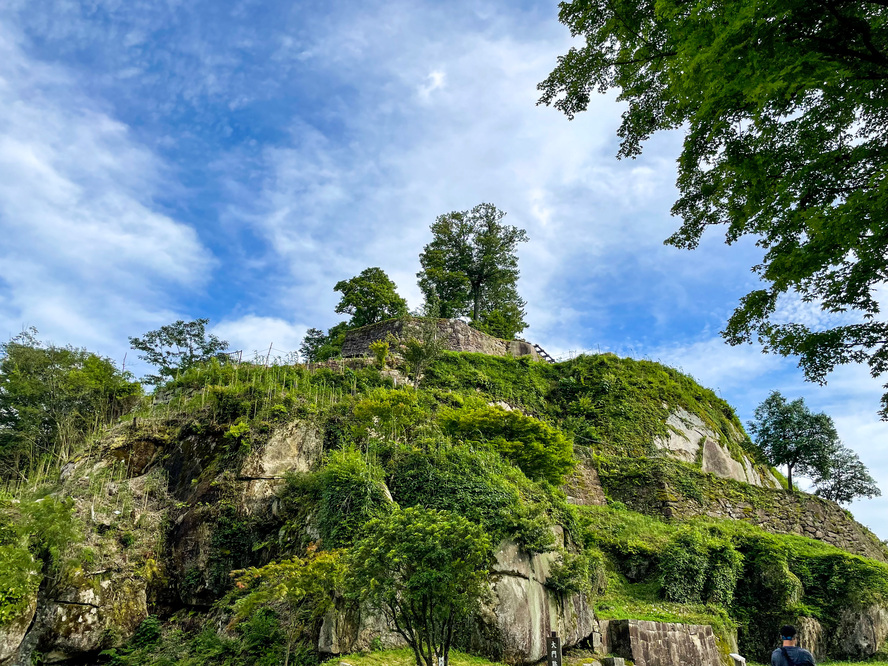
[748,391,839,492]
[334,267,408,328]
[538,0,888,416]
[417,203,528,338]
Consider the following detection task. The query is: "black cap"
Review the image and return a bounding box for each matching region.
[780,625,797,640]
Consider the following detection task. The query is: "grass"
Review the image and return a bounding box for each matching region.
[336,648,507,666]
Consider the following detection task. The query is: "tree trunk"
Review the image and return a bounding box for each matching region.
[786,464,794,492]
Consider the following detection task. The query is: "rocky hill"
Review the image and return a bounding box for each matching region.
[1,351,886,666]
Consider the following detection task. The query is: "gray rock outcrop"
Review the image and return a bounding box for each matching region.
[483,540,595,663]
[832,605,888,659]
[654,408,781,488]
[239,420,323,513]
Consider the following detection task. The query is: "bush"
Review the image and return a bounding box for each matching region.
[660,529,711,603]
[438,405,574,485]
[546,550,592,595]
[346,507,491,666]
[660,528,743,606]
[387,447,519,537]
[317,450,390,548]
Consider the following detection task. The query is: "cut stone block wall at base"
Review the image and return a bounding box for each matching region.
[341,317,541,361]
[599,619,724,666]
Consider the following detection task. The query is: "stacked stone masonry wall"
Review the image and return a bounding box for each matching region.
[341,317,540,360]
[648,481,887,562]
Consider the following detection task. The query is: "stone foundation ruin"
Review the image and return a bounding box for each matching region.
[341,317,541,361]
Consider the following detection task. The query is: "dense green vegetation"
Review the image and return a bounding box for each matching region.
[2,343,886,665]
[539,0,888,418]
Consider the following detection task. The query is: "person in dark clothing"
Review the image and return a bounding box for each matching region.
[771,625,816,666]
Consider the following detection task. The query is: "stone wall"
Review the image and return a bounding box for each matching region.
[599,461,888,562]
[599,619,724,666]
[341,318,540,361]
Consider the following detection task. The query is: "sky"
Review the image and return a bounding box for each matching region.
[1,0,886,540]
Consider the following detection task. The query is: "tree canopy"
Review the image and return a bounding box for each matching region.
[539,0,888,415]
[748,391,839,492]
[417,203,528,338]
[0,329,141,476]
[346,506,491,666]
[129,318,228,385]
[334,267,408,328]
[813,444,881,505]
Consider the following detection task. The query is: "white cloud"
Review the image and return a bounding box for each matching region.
[418,69,446,100]
[0,26,212,351]
[212,315,308,362]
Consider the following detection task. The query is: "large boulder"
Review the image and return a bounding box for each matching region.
[654,409,780,488]
[481,540,595,663]
[831,605,888,659]
[239,420,323,513]
[21,576,147,663]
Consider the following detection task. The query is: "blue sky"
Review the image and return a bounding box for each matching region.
[2,0,886,540]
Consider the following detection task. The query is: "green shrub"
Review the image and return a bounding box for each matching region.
[352,388,430,446]
[510,501,558,554]
[317,449,390,548]
[705,540,743,605]
[546,550,592,595]
[660,529,710,603]
[368,340,389,369]
[660,528,743,606]
[438,405,574,485]
[387,447,519,537]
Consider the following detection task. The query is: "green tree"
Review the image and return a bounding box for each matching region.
[748,391,839,491]
[0,329,141,475]
[334,267,408,328]
[813,445,881,505]
[401,319,444,389]
[471,303,527,340]
[129,319,228,385]
[417,203,528,337]
[233,550,343,666]
[538,0,888,415]
[299,322,349,363]
[346,507,491,666]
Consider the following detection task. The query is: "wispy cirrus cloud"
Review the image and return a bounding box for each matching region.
[0,25,212,351]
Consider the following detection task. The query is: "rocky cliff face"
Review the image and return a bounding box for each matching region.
[2,352,886,665]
